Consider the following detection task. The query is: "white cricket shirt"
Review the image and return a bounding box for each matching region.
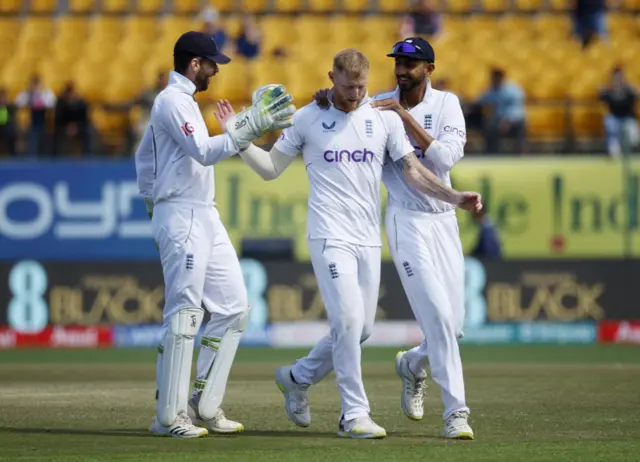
[274,98,414,246]
[135,71,239,206]
[375,80,466,214]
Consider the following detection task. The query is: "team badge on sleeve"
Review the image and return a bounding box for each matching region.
[180,122,194,136]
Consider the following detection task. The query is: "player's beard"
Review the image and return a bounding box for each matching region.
[397,76,421,91]
[194,69,210,92]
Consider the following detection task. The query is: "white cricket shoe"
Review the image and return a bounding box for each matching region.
[187,399,244,434]
[337,416,387,439]
[275,365,311,427]
[149,411,208,438]
[395,350,426,421]
[442,411,474,440]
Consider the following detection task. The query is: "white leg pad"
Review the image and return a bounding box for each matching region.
[198,305,250,420]
[157,306,204,427]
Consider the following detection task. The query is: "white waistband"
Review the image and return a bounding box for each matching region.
[388,205,456,221]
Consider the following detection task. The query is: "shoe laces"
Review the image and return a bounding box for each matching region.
[404,374,426,407]
[448,411,469,423]
[293,390,308,413]
[176,411,194,427]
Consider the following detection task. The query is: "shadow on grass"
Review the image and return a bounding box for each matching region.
[0,427,340,439]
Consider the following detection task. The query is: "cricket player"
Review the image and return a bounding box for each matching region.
[313,37,475,439]
[215,49,481,439]
[134,31,295,438]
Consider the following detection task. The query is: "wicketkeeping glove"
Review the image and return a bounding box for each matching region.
[226,84,295,150]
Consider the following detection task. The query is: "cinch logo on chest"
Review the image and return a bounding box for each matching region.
[324,148,375,163]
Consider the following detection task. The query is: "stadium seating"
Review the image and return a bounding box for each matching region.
[1,3,639,153]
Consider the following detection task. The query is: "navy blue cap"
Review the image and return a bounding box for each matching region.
[387,37,435,63]
[174,31,231,65]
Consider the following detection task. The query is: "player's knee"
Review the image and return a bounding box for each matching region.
[331,313,364,340]
[167,306,204,336]
[360,323,373,344]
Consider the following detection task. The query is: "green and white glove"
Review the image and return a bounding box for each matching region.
[226,84,295,150]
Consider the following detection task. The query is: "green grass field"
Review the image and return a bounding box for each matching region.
[1,345,639,462]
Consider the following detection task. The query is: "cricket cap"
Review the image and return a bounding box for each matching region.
[387,37,435,63]
[174,31,231,65]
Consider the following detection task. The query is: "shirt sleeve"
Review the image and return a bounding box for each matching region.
[159,95,239,166]
[423,93,466,171]
[134,124,155,200]
[385,112,415,162]
[273,111,305,157]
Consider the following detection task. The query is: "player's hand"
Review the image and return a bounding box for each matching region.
[226,84,296,150]
[371,98,403,113]
[214,100,238,132]
[456,192,483,213]
[313,88,332,110]
[144,198,154,219]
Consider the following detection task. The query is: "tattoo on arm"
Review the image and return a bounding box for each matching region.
[396,152,417,170]
[398,153,458,205]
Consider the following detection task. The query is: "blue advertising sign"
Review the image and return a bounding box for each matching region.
[0,161,156,260]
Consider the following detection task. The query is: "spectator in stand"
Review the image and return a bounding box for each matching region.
[400,0,442,40]
[15,75,56,156]
[236,14,262,60]
[53,81,92,157]
[600,66,638,157]
[0,88,17,156]
[134,71,167,147]
[572,0,608,48]
[470,206,502,260]
[200,6,229,54]
[477,68,527,154]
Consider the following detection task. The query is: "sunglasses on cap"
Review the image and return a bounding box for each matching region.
[391,42,423,54]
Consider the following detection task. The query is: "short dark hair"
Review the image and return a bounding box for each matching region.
[174,53,196,75]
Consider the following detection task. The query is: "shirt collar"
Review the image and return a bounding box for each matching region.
[168,70,197,96]
[393,78,433,104]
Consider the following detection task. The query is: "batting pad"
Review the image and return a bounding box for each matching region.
[157,306,204,427]
[198,305,251,420]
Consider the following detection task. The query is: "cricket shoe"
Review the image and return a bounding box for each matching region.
[275,365,311,427]
[337,416,387,439]
[442,411,474,440]
[149,411,208,438]
[395,350,426,421]
[187,399,244,434]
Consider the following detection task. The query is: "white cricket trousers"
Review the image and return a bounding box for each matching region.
[292,239,381,421]
[152,201,248,402]
[386,206,469,419]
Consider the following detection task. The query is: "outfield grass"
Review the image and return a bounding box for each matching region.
[1,345,639,461]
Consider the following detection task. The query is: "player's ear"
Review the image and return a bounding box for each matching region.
[426,63,435,77]
[328,71,334,84]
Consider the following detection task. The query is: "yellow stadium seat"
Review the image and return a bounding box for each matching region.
[361,16,400,45]
[274,0,302,11]
[526,105,568,139]
[208,0,237,12]
[0,0,21,13]
[88,17,124,41]
[378,0,409,12]
[514,0,544,10]
[242,0,269,12]
[609,14,638,39]
[535,15,572,39]
[103,0,131,12]
[571,105,605,138]
[69,0,96,12]
[260,16,298,52]
[529,75,568,101]
[22,17,55,40]
[174,0,201,13]
[446,0,475,13]
[30,0,58,13]
[137,0,165,13]
[91,107,130,140]
[481,0,509,12]
[308,0,337,11]
[206,58,251,102]
[548,0,569,10]
[622,0,640,11]
[123,17,159,40]
[343,0,371,12]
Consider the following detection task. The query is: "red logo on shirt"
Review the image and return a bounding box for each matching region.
[180,122,194,136]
